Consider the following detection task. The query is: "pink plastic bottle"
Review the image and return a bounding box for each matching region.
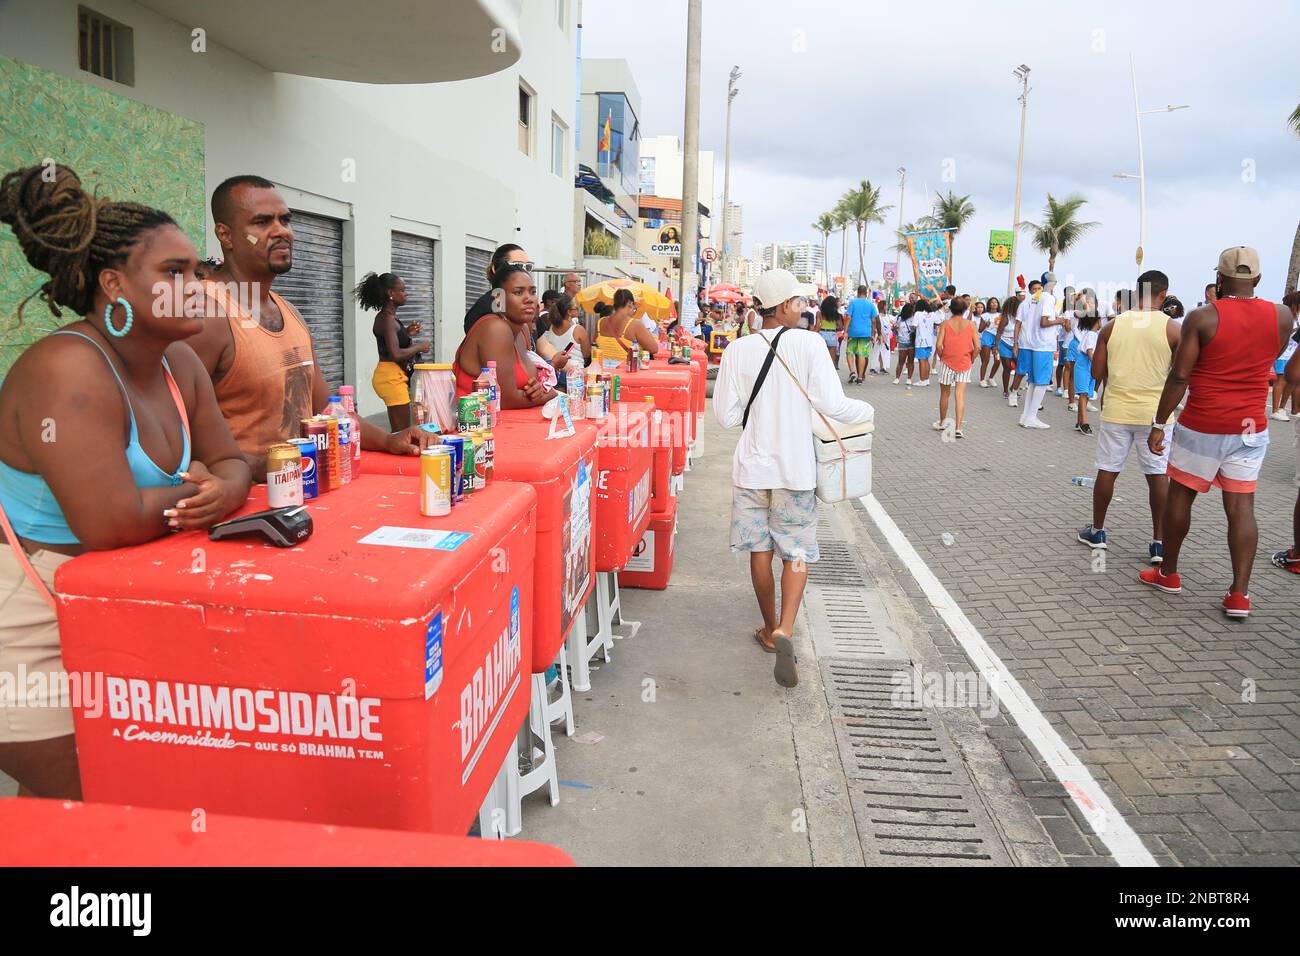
[485,361,500,427]
[338,385,363,478]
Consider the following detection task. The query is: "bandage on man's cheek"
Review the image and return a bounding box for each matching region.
[246,234,258,245]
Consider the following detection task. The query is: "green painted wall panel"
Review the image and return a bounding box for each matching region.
[0,54,204,376]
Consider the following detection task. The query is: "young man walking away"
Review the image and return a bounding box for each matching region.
[714,270,872,687]
[844,285,878,383]
[1078,270,1180,562]
[1142,248,1294,618]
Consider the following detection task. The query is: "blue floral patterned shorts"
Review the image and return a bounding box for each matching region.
[729,487,820,563]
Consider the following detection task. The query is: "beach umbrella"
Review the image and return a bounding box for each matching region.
[574,279,674,321]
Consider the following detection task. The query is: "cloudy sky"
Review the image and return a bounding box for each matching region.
[581,0,1299,301]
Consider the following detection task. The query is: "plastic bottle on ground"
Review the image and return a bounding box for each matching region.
[1071,476,1096,488]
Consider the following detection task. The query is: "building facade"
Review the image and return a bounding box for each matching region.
[0,0,579,418]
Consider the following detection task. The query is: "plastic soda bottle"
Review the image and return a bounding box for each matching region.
[566,355,586,419]
[324,395,352,484]
[485,361,501,427]
[338,385,363,478]
[473,369,492,430]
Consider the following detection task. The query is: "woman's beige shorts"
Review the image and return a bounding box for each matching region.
[0,545,74,742]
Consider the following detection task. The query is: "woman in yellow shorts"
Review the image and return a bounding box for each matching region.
[355,272,430,429]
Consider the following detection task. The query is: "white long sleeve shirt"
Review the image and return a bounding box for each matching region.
[713,327,874,490]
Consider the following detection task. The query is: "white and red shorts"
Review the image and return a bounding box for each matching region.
[1168,424,1270,493]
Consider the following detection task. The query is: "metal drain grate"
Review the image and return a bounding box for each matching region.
[824,660,1009,866]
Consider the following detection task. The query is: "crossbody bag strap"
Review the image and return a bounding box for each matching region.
[742,327,790,429]
[0,502,57,611]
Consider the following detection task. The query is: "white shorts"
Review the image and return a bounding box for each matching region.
[1096,421,1170,476]
[1168,424,1269,494]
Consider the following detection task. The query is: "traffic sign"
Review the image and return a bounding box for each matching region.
[701,247,718,263]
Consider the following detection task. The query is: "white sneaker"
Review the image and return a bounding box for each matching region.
[1088,402,1099,411]
[1025,419,1051,429]
[1271,409,1291,422]
[1055,387,1065,397]
[1009,394,1018,408]
[1067,403,1078,412]
[932,420,945,430]
[978,380,989,388]
[892,377,900,384]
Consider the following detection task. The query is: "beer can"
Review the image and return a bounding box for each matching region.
[478,431,494,484]
[461,436,476,497]
[302,418,331,493]
[441,435,465,503]
[457,395,480,433]
[419,446,452,517]
[288,438,319,499]
[470,434,486,490]
[266,443,303,507]
[336,419,352,485]
[589,382,606,419]
[612,374,621,403]
[627,349,639,372]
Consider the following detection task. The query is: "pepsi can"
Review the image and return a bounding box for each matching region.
[441,435,466,503]
[287,437,319,499]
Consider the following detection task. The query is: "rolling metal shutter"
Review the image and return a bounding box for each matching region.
[277,210,345,391]
[390,232,436,356]
[465,246,491,308]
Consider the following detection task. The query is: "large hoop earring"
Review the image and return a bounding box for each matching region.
[105,296,133,337]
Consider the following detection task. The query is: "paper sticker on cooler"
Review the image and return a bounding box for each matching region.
[624,530,655,572]
[425,611,443,700]
[359,526,473,551]
[509,586,521,654]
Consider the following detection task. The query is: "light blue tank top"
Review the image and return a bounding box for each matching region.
[0,330,191,545]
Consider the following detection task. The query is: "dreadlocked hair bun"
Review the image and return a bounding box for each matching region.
[0,163,175,321]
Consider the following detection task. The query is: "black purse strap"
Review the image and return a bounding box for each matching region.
[742,326,790,429]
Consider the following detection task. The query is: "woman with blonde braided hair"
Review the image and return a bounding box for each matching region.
[0,163,251,797]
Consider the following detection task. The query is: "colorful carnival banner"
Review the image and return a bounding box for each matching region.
[904,229,954,299]
[988,229,1014,264]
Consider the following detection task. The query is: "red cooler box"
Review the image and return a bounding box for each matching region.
[368,414,598,674]
[620,496,678,590]
[592,403,654,572]
[0,799,574,867]
[618,366,692,475]
[55,478,537,835]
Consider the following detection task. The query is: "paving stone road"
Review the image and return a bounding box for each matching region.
[848,363,1299,866]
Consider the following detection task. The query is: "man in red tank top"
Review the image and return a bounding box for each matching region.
[1140,247,1294,618]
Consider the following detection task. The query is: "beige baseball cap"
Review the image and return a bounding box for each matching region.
[752,269,804,308]
[1217,246,1260,280]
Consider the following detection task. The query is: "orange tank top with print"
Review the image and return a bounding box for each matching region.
[203,280,317,459]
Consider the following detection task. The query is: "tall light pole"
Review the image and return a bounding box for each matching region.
[895,166,906,300]
[1113,55,1188,267]
[680,0,702,326]
[1006,64,1030,300]
[719,66,740,286]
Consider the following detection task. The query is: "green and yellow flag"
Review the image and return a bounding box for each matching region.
[988,230,1014,264]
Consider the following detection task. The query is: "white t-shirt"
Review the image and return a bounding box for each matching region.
[1075,328,1099,360]
[713,327,873,491]
[999,311,1018,344]
[914,312,938,348]
[1020,293,1058,351]
[982,311,999,335]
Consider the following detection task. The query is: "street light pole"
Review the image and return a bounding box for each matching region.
[1006,65,1030,300]
[680,0,702,326]
[720,66,740,286]
[895,166,906,300]
[1118,55,1189,267]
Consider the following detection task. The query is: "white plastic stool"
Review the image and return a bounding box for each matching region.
[545,644,575,736]
[501,677,561,836]
[571,592,613,693]
[694,413,704,457]
[597,571,640,645]
[477,757,511,839]
[670,472,685,497]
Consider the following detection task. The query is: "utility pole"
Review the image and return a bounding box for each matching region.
[1006,64,1030,300]
[895,166,906,302]
[680,0,702,328]
[720,65,740,286]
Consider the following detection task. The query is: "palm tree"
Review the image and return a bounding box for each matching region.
[840,180,892,286]
[1290,103,1300,136]
[892,221,920,257]
[834,199,851,286]
[813,212,836,290]
[1019,193,1099,273]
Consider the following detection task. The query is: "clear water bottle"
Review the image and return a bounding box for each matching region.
[1071,476,1096,489]
[566,355,586,419]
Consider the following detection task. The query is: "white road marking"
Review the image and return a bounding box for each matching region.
[860,493,1156,867]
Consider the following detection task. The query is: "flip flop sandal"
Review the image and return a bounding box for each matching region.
[754,628,777,653]
[773,636,799,688]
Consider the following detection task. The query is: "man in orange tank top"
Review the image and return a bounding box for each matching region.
[1141,247,1294,618]
[188,176,430,481]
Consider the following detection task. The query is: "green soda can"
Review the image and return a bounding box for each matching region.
[461,433,476,496]
[612,374,620,402]
[457,395,480,433]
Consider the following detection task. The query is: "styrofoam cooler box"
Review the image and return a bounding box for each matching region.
[619,498,677,591]
[812,405,874,503]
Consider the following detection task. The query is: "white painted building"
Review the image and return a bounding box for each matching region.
[638,134,715,241]
[0,0,580,418]
[750,241,824,283]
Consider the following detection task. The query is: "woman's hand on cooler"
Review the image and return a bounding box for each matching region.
[522,378,549,404]
[387,427,437,457]
[167,461,242,531]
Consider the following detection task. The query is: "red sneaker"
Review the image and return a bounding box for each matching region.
[1222,592,1251,618]
[1138,567,1182,593]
